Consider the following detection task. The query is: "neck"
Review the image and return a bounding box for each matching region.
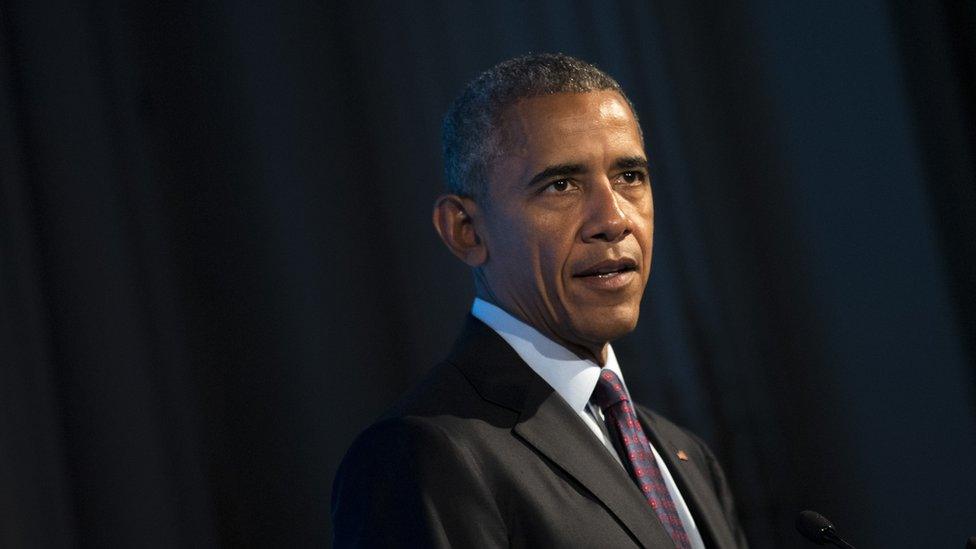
[474,290,609,366]
[572,341,609,366]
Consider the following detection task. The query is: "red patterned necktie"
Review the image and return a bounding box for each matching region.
[591,369,692,549]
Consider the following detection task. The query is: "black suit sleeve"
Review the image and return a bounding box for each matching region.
[331,417,508,548]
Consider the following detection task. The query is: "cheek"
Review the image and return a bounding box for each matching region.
[487,201,582,283]
[486,212,543,278]
[631,199,654,270]
[532,215,577,270]
[643,226,654,274]
[641,203,654,246]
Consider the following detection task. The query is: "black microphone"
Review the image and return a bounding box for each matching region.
[795,510,856,549]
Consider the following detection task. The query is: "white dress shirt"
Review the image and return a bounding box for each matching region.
[472,298,705,549]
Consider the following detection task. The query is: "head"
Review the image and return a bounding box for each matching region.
[433,54,653,364]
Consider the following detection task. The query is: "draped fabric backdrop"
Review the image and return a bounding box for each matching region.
[2,2,974,547]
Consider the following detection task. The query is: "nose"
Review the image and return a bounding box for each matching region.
[581,180,630,243]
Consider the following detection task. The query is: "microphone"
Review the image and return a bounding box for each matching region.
[795,510,856,549]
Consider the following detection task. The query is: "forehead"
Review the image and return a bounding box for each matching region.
[495,91,642,160]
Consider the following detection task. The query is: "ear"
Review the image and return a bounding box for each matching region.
[432,194,487,267]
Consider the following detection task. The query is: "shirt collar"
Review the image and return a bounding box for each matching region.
[471,298,629,413]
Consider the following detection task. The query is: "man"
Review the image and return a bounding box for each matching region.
[331,53,748,548]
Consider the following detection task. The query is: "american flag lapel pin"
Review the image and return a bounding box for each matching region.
[676,450,689,461]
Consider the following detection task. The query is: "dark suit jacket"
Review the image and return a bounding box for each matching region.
[332,316,748,548]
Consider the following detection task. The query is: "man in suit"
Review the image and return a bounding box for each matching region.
[331,53,749,548]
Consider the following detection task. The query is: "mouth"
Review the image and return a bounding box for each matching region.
[573,257,639,279]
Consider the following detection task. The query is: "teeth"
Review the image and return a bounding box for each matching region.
[577,263,635,277]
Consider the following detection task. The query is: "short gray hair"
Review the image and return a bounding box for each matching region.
[442,53,637,201]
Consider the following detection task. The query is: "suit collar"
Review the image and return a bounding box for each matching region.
[446,314,537,412]
[447,315,675,548]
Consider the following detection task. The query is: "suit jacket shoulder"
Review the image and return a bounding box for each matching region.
[331,354,521,548]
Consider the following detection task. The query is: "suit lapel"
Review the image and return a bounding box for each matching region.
[513,376,674,548]
[448,316,674,548]
[637,408,737,549]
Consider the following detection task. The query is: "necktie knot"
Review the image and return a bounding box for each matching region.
[590,369,630,409]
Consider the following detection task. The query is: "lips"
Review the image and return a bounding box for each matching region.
[573,257,639,278]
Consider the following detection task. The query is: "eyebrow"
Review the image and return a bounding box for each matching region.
[525,156,649,188]
[526,163,587,188]
[611,156,649,171]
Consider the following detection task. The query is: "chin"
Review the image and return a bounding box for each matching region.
[571,304,640,343]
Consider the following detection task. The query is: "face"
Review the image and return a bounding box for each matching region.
[477,91,653,357]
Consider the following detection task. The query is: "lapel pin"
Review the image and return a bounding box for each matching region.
[676,450,689,461]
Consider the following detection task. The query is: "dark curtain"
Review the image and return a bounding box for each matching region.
[2,1,974,547]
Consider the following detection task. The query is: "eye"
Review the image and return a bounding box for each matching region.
[543,179,578,194]
[617,171,646,185]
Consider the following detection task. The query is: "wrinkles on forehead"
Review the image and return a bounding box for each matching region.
[495,92,637,159]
